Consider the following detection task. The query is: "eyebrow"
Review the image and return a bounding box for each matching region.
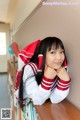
[50,49,64,51]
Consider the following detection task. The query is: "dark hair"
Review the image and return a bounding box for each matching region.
[19,36,66,108]
[19,65,26,109]
[30,37,66,85]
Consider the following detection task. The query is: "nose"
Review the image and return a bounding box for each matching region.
[56,53,61,60]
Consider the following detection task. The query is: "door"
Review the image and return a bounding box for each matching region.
[0,24,10,73]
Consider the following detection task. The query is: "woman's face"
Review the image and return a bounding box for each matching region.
[45,47,65,70]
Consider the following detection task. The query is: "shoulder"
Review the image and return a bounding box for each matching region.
[24,62,38,75]
[23,62,38,82]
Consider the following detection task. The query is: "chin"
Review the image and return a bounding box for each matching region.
[54,66,61,70]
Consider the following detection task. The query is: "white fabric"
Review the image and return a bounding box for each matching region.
[50,88,69,103]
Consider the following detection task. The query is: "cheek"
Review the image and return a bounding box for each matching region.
[62,55,65,64]
[45,55,55,66]
[63,55,65,61]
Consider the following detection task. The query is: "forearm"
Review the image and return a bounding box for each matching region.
[50,78,71,103]
[25,79,50,105]
[25,76,54,105]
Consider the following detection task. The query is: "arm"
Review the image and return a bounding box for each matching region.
[50,67,71,103]
[50,78,71,103]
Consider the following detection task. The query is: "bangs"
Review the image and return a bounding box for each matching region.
[47,39,64,51]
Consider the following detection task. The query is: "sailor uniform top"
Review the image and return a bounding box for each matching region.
[15,62,71,106]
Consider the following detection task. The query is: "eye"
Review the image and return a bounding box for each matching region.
[60,50,64,54]
[50,50,56,54]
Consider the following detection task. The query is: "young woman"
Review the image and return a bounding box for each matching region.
[15,37,71,106]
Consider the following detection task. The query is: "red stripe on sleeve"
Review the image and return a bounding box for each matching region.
[57,78,71,91]
[41,76,54,90]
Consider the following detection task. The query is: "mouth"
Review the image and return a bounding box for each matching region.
[55,62,62,65]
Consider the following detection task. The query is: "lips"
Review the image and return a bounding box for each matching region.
[55,62,62,65]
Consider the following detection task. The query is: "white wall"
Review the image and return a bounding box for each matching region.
[12,0,43,32]
[13,0,80,109]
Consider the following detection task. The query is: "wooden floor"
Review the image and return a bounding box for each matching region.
[35,99,80,120]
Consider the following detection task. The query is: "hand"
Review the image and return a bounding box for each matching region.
[57,67,70,81]
[44,65,57,79]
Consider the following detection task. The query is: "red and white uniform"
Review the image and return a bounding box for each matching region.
[14,39,71,106]
[17,62,71,105]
